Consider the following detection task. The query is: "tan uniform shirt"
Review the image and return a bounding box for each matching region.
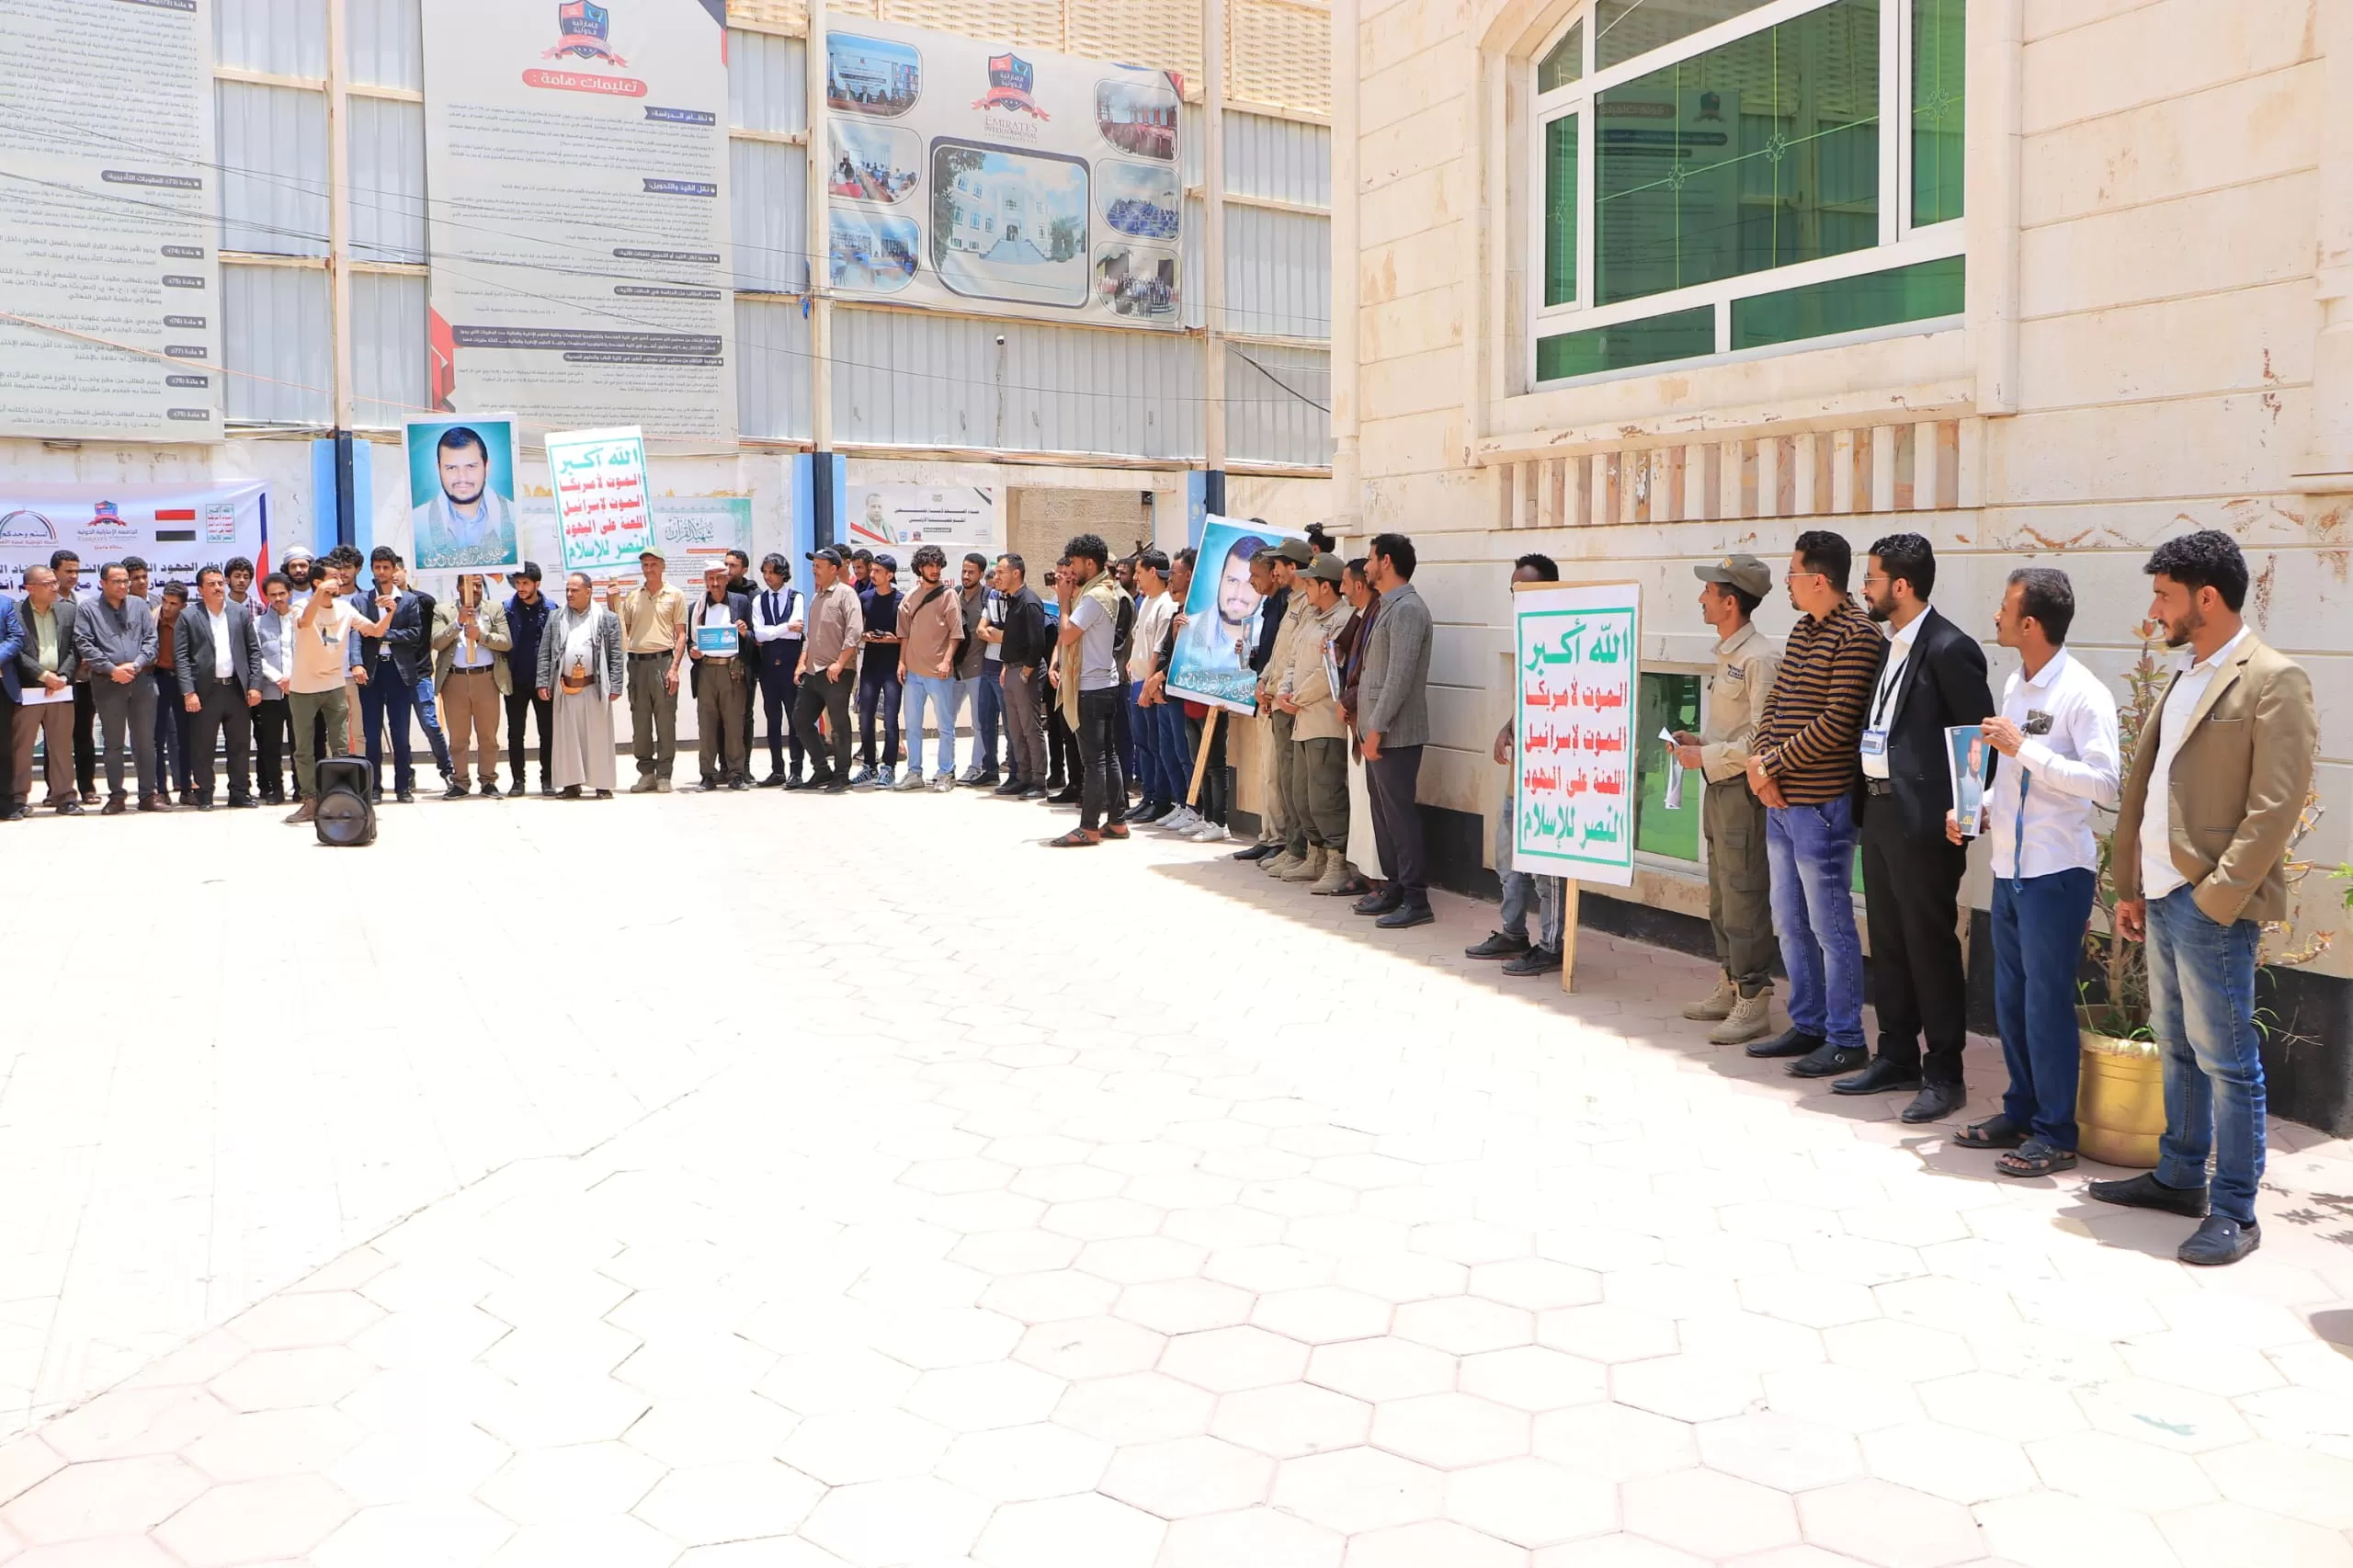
[619,584,688,655]
[802,580,864,669]
[1280,597,1353,742]
[1699,619,1781,784]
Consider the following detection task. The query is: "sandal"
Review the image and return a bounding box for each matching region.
[1102,823,1131,839]
[1046,828,1101,847]
[1996,1139,2078,1178]
[1954,1115,2026,1150]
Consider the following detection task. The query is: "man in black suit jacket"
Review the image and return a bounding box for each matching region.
[688,559,756,790]
[356,546,431,801]
[1837,533,1995,1122]
[175,565,268,808]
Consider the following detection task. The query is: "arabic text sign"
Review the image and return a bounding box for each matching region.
[549,426,654,576]
[1514,582,1641,887]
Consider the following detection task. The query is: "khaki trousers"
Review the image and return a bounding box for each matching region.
[1296,735,1349,851]
[696,658,748,780]
[11,697,74,805]
[1704,776,1778,990]
[1256,712,1290,844]
[442,669,503,786]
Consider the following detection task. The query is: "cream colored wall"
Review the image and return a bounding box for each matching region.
[1348,0,2353,972]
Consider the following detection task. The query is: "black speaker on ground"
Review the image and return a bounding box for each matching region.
[313,757,377,847]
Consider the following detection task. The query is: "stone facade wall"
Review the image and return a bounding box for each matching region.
[1347,0,2353,978]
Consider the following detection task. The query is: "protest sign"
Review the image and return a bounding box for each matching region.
[404,416,521,573]
[1512,580,1641,889]
[549,426,654,577]
[1165,515,1293,715]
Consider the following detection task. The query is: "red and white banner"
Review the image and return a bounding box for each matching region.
[0,481,269,594]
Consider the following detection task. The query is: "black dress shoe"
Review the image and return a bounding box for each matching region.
[1465,930,1531,960]
[443,783,468,800]
[1503,946,1562,976]
[1746,1027,1824,1060]
[1832,1059,1924,1096]
[1788,1043,1869,1078]
[993,778,1027,797]
[1376,903,1434,929]
[2,806,26,823]
[1354,891,1404,916]
[1232,843,1275,861]
[395,788,415,803]
[2178,1215,2260,1266]
[196,797,215,811]
[228,793,257,809]
[1901,1082,1966,1123]
[2085,1172,2209,1218]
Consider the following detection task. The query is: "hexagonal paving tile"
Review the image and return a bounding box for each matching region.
[972,1491,1165,1568]
[1859,1422,2036,1506]
[1345,1518,1529,1568]
[1305,1337,1459,1403]
[1154,1505,1344,1568]
[1536,1305,1680,1365]
[1529,1534,1707,1568]
[899,1360,1067,1433]
[1445,1455,1617,1547]
[1694,1411,1863,1491]
[1211,1381,1373,1458]
[1467,1258,1604,1312]
[1370,1392,1531,1470]
[154,1472,358,1565]
[1530,1404,1698,1482]
[177,1406,362,1483]
[1459,1346,1608,1414]
[1269,1446,1447,1534]
[980,1270,1123,1324]
[1053,1372,1218,1445]
[226,1291,386,1351]
[208,1347,377,1414]
[776,1409,951,1485]
[2156,1499,2353,1568]
[631,1460,824,1545]
[1250,1287,1394,1345]
[1975,1488,2182,1568]
[328,1423,513,1506]
[480,1513,682,1568]
[1916,1370,2089,1443]
[1393,1297,1536,1356]
[1014,1316,1168,1381]
[620,1392,798,1467]
[1793,1477,1987,1568]
[3,1457,210,1544]
[1162,1326,1312,1393]
[477,1440,666,1523]
[759,1348,920,1415]
[1114,1278,1256,1335]
[1098,1435,1274,1517]
[799,1475,994,1566]
[313,1498,516,1568]
[1620,1467,1800,1559]
[1074,1237,1211,1287]
[936,1421,1112,1502]
[1611,1356,1766,1424]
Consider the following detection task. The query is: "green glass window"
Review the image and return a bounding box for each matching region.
[1912,0,1965,225]
[1635,672,1702,862]
[1544,115,1578,306]
[1731,256,1963,347]
[1538,21,1584,92]
[1595,0,1881,307]
[1538,306,1714,381]
[1595,0,1774,72]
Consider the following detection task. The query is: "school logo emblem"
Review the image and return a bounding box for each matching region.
[974,53,1048,118]
[547,1,629,65]
[0,509,54,545]
[78,499,133,545]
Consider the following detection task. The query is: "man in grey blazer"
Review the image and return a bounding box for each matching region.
[1354,532,1434,928]
[175,564,267,809]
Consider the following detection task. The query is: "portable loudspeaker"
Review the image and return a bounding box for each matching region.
[313,758,377,847]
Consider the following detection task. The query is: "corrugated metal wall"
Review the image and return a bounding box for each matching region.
[222,266,331,426]
[216,83,329,257]
[215,0,327,77]
[736,299,815,441]
[353,271,429,426]
[347,0,425,88]
[349,96,427,265]
[1227,342,1328,468]
[1222,203,1329,340]
[834,310,1201,460]
[729,29,808,132]
[1183,198,1207,332]
[731,140,809,294]
[1225,111,1330,208]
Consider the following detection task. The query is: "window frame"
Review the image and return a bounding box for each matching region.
[1526,0,1963,392]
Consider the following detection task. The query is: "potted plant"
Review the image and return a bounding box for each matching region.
[2077,619,2330,1165]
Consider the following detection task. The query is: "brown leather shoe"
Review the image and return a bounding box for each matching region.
[283,801,318,824]
[141,793,174,812]
[101,795,127,816]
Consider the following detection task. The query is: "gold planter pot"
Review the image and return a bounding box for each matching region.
[2077,1009,2165,1168]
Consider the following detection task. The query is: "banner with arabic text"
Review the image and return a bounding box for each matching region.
[549,426,654,576]
[1513,580,1641,886]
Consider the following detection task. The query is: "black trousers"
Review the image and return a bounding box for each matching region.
[758,641,803,775]
[1076,686,1126,832]
[0,695,13,807]
[856,658,901,768]
[73,679,96,795]
[792,667,853,781]
[1860,794,1972,1085]
[187,676,254,801]
[1366,744,1427,904]
[506,687,554,788]
[254,696,290,799]
[1047,701,1076,789]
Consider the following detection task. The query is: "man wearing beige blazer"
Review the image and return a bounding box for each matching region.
[2096,531,2315,1267]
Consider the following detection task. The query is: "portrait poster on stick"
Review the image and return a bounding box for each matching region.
[548,426,654,577]
[404,415,521,573]
[1165,515,1297,716]
[1512,580,1641,888]
[1948,725,1989,837]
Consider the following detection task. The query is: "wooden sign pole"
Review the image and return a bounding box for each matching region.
[1185,707,1222,807]
[1561,881,1581,994]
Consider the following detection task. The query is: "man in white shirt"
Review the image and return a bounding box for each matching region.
[254,573,297,804]
[1126,551,1178,824]
[284,549,388,824]
[750,553,804,787]
[1947,569,2120,1178]
[2096,531,2316,1267]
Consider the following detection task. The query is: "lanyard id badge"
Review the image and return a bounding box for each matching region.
[1859,727,1888,758]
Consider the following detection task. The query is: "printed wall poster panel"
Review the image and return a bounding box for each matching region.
[419,0,736,439]
[548,425,653,576]
[0,483,267,593]
[823,17,1184,330]
[1513,580,1642,887]
[0,0,222,440]
[404,415,522,573]
[1166,516,1297,716]
[846,483,999,552]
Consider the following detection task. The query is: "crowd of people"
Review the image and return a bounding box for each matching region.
[0,521,2306,1265]
[1527,527,2305,1270]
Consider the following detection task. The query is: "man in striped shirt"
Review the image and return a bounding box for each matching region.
[1744,530,1886,1079]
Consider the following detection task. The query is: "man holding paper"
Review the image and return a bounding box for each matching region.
[689,559,754,790]
[8,567,82,818]
[1674,554,1782,1045]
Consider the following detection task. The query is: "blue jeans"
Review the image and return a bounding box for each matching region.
[2147,885,2267,1223]
[1154,700,1191,803]
[1132,692,1170,806]
[1766,796,1864,1050]
[359,668,415,791]
[971,668,1004,771]
[904,673,957,778]
[412,673,453,777]
[1992,868,2097,1149]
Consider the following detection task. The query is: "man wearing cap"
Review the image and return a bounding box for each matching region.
[1253,537,1314,877]
[504,562,556,796]
[1674,555,1784,1043]
[688,558,754,790]
[608,548,688,793]
[792,548,863,791]
[1272,552,1356,891]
